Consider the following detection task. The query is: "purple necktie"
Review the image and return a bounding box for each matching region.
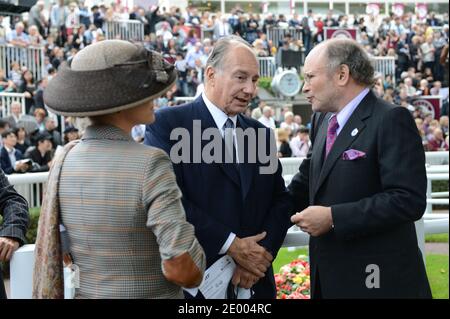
[325,115,339,158]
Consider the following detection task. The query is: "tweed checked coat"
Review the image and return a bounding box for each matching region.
[0,169,29,299]
[58,125,205,298]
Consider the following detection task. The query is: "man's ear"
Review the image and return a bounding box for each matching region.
[337,64,351,86]
[205,66,215,85]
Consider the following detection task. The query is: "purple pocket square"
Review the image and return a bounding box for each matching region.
[342,149,366,160]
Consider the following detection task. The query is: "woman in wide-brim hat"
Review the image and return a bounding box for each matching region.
[32,40,205,299]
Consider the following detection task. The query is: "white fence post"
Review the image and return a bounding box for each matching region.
[415,219,426,263]
[257,57,276,78]
[10,244,74,299]
[10,244,35,298]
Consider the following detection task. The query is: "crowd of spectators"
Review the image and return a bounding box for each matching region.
[0,1,449,173]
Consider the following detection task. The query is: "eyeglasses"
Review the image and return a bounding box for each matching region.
[303,66,332,84]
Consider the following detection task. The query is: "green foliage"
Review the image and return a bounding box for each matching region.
[26,208,41,245]
[431,180,449,211]
[273,247,308,274]
[432,180,448,192]
[426,234,449,243]
[257,76,274,95]
[426,254,449,299]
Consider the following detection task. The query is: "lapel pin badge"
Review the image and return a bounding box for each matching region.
[351,128,358,137]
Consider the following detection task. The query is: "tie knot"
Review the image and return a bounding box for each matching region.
[224,118,235,130]
[328,115,339,133]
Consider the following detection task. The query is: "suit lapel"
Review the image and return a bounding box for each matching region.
[311,113,330,197]
[195,97,241,188]
[313,91,376,199]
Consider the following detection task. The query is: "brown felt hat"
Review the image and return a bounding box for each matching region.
[44,40,177,117]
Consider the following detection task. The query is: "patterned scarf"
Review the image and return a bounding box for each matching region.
[32,140,79,299]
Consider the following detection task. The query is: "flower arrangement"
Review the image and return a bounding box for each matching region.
[275,255,311,299]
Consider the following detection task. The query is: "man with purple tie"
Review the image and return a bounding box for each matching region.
[288,38,432,298]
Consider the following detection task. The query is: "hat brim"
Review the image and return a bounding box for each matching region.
[44,62,177,117]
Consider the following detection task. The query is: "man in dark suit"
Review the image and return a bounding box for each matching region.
[289,38,432,298]
[145,35,292,298]
[0,129,30,174]
[0,168,29,298]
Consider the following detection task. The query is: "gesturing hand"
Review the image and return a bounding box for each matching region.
[291,206,333,237]
[227,232,273,278]
[0,237,20,262]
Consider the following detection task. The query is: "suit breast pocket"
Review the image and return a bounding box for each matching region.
[336,155,370,174]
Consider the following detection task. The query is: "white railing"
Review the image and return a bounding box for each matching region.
[0,44,45,82]
[425,219,449,234]
[371,56,396,85]
[7,172,48,208]
[425,172,449,215]
[173,97,195,105]
[0,92,26,117]
[258,57,276,78]
[266,27,303,48]
[103,20,144,42]
[425,151,449,165]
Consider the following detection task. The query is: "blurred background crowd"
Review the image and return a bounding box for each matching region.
[0,0,448,174]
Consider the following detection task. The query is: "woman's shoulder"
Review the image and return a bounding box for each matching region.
[131,142,170,161]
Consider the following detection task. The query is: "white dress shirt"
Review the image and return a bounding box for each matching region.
[202,93,237,254]
[333,88,370,136]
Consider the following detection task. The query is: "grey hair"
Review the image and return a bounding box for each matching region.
[324,39,375,86]
[206,35,253,71]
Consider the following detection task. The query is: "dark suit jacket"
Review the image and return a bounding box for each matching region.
[289,91,432,298]
[145,96,292,298]
[0,147,24,175]
[0,169,30,298]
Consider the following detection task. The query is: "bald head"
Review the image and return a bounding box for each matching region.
[11,101,22,116]
[306,38,374,86]
[302,38,374,113]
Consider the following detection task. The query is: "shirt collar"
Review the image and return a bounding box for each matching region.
[82,125,133,142]
[202,92,238,130]
[5,146,15,153]
[330,88,370,135]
